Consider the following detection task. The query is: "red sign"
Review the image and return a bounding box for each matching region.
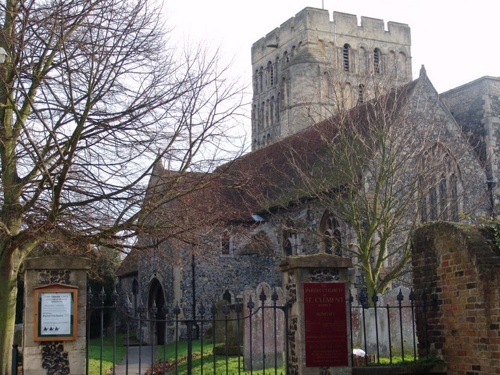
[304,282,348,367]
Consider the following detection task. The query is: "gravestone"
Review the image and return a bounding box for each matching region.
[242,282,285,371]
[213,299,243,355]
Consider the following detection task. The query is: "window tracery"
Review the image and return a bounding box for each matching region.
[419,144,461,222]
[320,211,343,256]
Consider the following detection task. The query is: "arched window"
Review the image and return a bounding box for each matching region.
[284,51,289,63]
[343,44,351,72]
[223,289,232,303]
[283,220,301,255]
[357,84,365,104]
[320,211,342,256]
[419,144,462,223]
[373,48,381,74]
[268,61,274,86]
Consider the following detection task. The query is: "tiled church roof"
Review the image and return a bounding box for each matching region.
[117,73,422,275]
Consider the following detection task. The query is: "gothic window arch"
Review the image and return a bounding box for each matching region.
[222,289,232,303]
[373,48,382,74]
[320,211,343,256]
[268,61,274,86]
[283,219,302,256]
[357,84,365,104]
[419,144,462,223]
[342,44,351,72]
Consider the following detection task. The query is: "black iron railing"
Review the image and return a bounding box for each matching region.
[86,286,438,374]
[86,287,288,375]
[349,288,438,367]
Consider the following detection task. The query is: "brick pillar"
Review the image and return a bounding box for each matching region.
[22,256,91,375]
[280,254,353,375]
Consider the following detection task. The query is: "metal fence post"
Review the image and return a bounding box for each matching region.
[11,344,19,375]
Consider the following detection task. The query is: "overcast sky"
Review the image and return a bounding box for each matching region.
[164,0,498,127]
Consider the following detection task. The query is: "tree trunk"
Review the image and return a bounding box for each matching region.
[0,253,20,375]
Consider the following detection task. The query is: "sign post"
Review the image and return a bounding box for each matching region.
[304,282,348,367]
[34,284,78,341]
[280,254,353,375]
[22,256,91,375]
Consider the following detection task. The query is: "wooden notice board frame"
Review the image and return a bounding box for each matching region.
[34,283,78,342]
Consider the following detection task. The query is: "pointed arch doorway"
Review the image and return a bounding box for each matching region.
[148,278,166,345]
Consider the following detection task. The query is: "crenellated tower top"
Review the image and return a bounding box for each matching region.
[251,7,412,151]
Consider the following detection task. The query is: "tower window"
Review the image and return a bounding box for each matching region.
[268,61,274,86]
[374,48,381,74]
[343,44,350,72]
[357,84,365,104]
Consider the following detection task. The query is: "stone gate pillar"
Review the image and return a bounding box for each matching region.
[21,255,91,375]
[280,254,353,375]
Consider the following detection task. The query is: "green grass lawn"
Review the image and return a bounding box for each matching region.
[87,334,436,375]
[154,340,284,375]
[87,334,127,375]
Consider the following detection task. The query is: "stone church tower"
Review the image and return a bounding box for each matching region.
[251,7,412,150]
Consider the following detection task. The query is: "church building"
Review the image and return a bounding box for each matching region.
[117,7,496,344]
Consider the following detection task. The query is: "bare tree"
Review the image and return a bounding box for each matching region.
[0,0,244,370]
[248,72,487,300]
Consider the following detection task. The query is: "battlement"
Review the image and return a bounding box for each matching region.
[252,8,329,58]
[252,7,410,61]
[333,11,410,44]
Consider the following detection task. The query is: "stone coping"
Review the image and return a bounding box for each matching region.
[279,253,352,271]
[22,255,91,271]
